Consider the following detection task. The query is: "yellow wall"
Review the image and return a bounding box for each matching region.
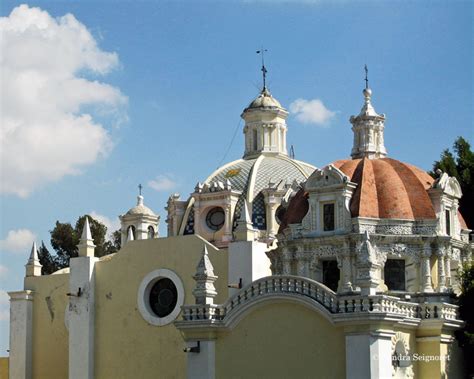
[24,273,69,379]
[0,357,8,378]
[94,235,228,379]
[215,301,345,379]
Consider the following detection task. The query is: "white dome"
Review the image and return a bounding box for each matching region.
[125,195,156,216]
[180,155,315,234]
[246,88,283,110]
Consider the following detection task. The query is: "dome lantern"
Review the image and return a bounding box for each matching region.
[350,67,387,160]
[241,87,289,159]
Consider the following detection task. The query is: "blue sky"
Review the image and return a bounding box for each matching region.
[0,0,472,353]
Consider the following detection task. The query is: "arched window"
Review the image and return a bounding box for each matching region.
[148,225,155,239]
[127,225,136,240]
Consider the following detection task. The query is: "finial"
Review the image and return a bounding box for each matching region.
[193,245,218,305]
[78,216,96,257]
[81,217,93,242]
[256,47,268,91]
[138,184,143,196]
[26,241,42,277]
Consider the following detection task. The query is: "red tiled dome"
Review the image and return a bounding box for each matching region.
[279,158,441,232]
[332,158,436,220]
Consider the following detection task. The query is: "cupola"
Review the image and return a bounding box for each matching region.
[119,187,160,245]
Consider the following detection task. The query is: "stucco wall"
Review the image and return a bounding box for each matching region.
[94,235,227,379]
[24,273,69,379]
[215,301,346,379]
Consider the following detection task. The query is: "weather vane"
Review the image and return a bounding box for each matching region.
[138,184,143,196]
[256,47,268,90]
[364,64,369,89]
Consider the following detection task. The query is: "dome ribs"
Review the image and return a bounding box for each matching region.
[356,159,380,218]
[383,159,436,219]
[371,159,415,219]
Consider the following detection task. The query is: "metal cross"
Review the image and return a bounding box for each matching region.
[364,64,369,89]
[138,184,142,196]
[256,48,268,90]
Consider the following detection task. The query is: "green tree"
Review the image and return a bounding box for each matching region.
[37,241,58,275]
[455,264,474,377]
[431,136,474,230]
[40,215,119,273]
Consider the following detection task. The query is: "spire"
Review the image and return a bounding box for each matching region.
[25,241,42,277]
[78,216,96,257]
[234,200,257,241]
[192,246,218,305]
[350,66,387,160]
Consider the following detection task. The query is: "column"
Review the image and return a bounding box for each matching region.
[437,247,446,292]
[421,247,433,293]
[337,254,353,293]
[8,291,34,379]
[186,340,215,379]
[346,331,394,379]
[444,256,451,288]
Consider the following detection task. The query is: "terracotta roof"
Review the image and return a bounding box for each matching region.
[332,158,437,220]
[279,158,447,232]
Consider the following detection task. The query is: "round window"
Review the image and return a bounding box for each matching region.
[137,269,184,326]
[206,207,225,231]
[149,278,178,318]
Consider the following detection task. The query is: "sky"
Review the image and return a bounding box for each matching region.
[0,0,472,354]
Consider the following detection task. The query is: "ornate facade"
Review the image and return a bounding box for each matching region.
[6,79,473,379]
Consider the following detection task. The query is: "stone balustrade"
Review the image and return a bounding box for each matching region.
[180,275,460,323]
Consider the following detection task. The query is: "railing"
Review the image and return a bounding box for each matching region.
[180,276,460,323]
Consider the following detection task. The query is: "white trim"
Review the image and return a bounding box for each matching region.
[137,268,185,326]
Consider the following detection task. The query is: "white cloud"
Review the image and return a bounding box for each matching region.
[89,211,120,238]
[289,98,336,126]
[148,175,178,192]
[0,5,127,197]
[0,229,36,253]
[0,291,9,321]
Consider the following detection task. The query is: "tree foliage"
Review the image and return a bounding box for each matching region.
[455,264,474,376]
[431,136,474,230]
[38,215,121,274]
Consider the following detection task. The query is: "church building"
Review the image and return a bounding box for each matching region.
[7,73,472,378]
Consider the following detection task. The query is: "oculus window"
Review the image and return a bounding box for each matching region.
[149,278,178,318]
[137,269,185,326]
[206,207,225,231]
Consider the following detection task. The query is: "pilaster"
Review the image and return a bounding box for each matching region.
[68,256,99,379]
[8,291,34,379]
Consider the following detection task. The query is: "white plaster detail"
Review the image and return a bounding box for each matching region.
[8,290,34,379]
[137,268,184,326]
[25,241,42,277]
[228,240,271,296]
[186,340,215,379]
[68,256,98,379]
